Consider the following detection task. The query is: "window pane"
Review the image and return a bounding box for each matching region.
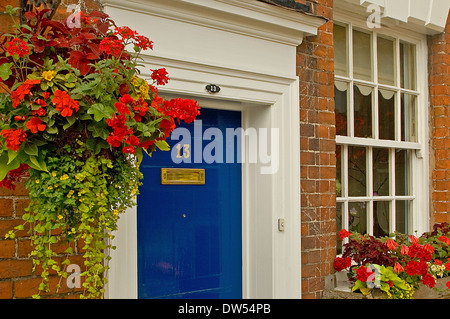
[396,200,411,234]
[401,93,417,142]
[378,89,395,140]
[348,146,366,196]
[353,29,372,81]
[354,84,372,138]
[400,42,416,90]
[336,202,343,255]
[336,145,342,197]
[349,202,367,234]
[395,149,410,196]
[374,201,390,237]
[377,36,395,86]
[334,24,348,77]
[335,81,348,136]
[373,148,390,196]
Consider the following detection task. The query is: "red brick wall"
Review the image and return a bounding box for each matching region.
[296,0,336,299]
[429,12,450,226]
[0,0,102,299]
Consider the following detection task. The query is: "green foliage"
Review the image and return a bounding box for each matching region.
[350,264,415,299]
[15,139,142,298]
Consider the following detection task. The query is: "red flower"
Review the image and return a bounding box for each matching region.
[421,274,436,288]
[405,260,428,276]
[113,26,153,50]
[35,98,47,107]
[6,38,30,58]
[338,229,351,240]
[33,107,46,117]
[151,68,170,86]
[14,115,27,121]
[161,98,200,124]
[407,244,433,262]
[106,114,133,148]
[356,265,374,282]
[1,128,27,151]
[394,262,404,273]
[115,101,130,115]
[107,135,123,148]
[385,239,398,250]
[133,34,153,51]
[123,146,135,154]
[126,135,140,147]
[26,117,46,134]
[333,257,351,271]
[438,236,450,245]
[113,26,137,39]
[11,79,41,108]
[409,235,419,245]
[139,139,154,149]
[401,245,409,256]
[446,281,450,289]
[52,90,79,117]
[119,94,134,104]
[132,100,149,116]
[159,118,176,137]
[99,37,124,58]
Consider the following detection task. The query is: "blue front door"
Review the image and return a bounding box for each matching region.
[137,108,242,299]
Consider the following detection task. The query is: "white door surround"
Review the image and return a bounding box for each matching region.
[102,0,325,299]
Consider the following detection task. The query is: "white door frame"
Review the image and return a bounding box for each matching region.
[102,0,325,299]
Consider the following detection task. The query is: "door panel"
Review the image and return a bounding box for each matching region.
[137,108,242,299]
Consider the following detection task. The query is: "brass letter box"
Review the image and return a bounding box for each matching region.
[161,168,205,185]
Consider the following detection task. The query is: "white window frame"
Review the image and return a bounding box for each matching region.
[334,9,430,246]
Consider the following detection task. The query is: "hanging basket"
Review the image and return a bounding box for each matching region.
[0,6,200,298]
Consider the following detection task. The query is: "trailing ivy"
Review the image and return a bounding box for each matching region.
[7,138,142,298]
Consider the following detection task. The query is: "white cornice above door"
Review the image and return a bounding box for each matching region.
[101,0,325,46]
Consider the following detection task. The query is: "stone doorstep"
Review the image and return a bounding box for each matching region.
[323,272,450,299]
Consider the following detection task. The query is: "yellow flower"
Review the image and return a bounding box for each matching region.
[60,174,69,181]
[35,179,40,184]
[131,75,140,87]
[57,215,64,220]
[52,172,57,177]
[42,70,56,81]
[138,83,149,98]
[113,210,119,216]
[47,186,53,190]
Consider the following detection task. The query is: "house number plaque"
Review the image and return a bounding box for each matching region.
[161,168,205,185]
[206,84,221,94]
